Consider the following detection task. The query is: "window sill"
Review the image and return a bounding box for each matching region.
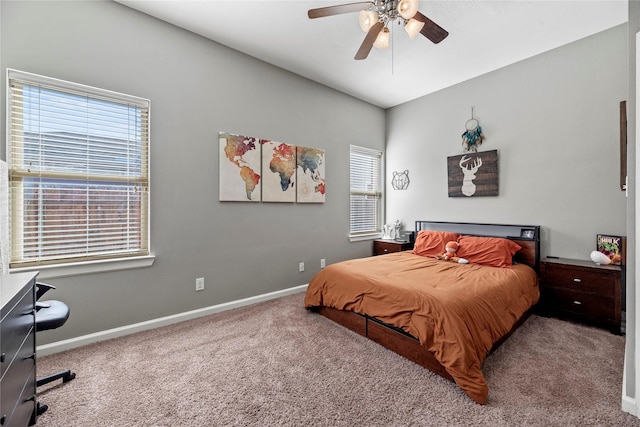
[10,255,155,280]
[349,233,383,243]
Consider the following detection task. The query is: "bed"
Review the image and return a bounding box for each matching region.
[304,221,541,404]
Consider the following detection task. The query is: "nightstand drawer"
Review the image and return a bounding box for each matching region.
[544,287,614,321]
[542,264,615,297]
[373,240,413,256]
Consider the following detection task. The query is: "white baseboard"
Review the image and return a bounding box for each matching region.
[37,284,308,357]
[622,395,637,416]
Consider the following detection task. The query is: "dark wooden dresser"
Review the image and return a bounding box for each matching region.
[373,239,414,256]
[1,272,38,426]
[539,257,622,333]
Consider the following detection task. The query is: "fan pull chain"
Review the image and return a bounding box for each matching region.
[391,24,395,75]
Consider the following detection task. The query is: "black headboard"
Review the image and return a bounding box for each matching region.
[415,221,541,272]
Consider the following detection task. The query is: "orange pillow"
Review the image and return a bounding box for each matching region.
[456,236,521,268]
[412,230,461,257]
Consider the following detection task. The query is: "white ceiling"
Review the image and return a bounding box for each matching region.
[115,0,628,109]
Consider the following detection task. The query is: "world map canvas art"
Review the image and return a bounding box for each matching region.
[261,139,296,202]
[219,132,261,202]
[296,146,325,203]
[219,132,325,203]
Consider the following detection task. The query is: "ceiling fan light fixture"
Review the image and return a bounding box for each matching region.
[404,18,425,39]
[359,10,379,32]
[307,1,448,61]
[373,27,390,49]
[397,0,419,20]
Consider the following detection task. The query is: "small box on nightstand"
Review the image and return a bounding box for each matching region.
[397,231,415,243]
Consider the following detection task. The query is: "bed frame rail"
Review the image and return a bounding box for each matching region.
[315,306,532,383]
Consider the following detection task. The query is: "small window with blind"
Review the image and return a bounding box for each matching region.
[349,145,383,240]
[6,69,150,269]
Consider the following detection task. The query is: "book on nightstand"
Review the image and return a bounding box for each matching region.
[596,234,626,265]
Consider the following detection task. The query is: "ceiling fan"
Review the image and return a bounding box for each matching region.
[308,0,448,60]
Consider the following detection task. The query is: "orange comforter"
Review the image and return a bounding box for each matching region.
[304,251,539,404]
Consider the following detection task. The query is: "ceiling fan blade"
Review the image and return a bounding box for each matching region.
[354,21,384,60]
[308,2,374,19]
[414,11,449,44]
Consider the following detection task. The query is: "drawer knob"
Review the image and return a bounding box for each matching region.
[573,278,582,283]
[573,300,582,305]
[384,249,388,252]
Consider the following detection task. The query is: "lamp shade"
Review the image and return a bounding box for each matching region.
[404,18,425,39]
[359,10,378,32]
[373,27,390,49]
[398,0,419,20]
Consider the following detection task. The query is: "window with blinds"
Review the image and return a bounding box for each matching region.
[7,69,150,268]
[349,145,383,238]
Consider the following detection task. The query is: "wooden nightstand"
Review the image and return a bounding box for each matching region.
[539,257,622,334]
[373,239,414,256]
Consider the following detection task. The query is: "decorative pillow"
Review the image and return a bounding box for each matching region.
[412,230,461,257]
[456,236,521,268]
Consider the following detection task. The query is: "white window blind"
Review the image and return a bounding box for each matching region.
[7,69,150,268]
[349,145,382,238]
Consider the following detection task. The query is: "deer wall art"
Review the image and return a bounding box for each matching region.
[447,150,498,197]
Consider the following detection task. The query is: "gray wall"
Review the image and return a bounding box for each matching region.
[386,24,628,260]
[0,1,385,343]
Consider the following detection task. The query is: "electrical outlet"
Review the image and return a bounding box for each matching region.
[298,262,305,272]
[321,258,326,268]
[195,277,205,291]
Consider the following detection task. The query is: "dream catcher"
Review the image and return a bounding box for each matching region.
[462,107,484,152]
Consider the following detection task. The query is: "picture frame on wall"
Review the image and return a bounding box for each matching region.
[296,146,326,203]
[218,131,326,204]
[261,139,296,203]
[218,132,261,202]
[447,149,498,197]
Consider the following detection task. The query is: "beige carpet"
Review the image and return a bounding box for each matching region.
[36,292,639,426]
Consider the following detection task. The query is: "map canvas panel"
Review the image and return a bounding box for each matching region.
[296,146,325,203]
[219,132,261,202]
[261,139,296,203]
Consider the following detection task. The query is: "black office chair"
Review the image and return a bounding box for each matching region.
[35,282,76,416]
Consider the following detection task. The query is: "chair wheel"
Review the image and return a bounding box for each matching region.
[37,402,48,416]
[63,372,76,383]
